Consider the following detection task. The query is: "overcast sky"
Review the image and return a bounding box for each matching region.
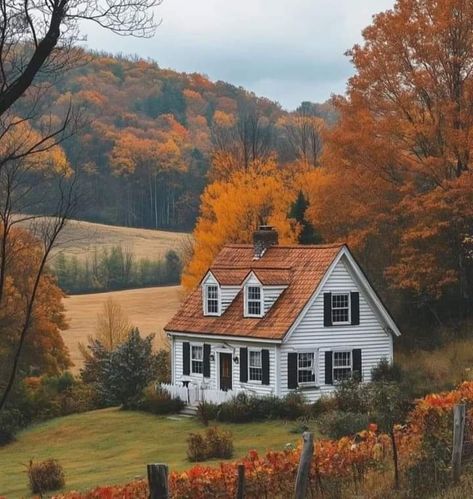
[81,0,395,110]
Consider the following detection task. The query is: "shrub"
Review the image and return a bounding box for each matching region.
[28,459,65,494]
[197,400,219,425]
[0,409,21,446]
[334,378,369,413]
[93,329,159,408]
[371,358,403,383]
[186,432,207,462]
[204,426,233,459]
[309,395,337,417]
[278,392,307,419]
[318,410,370,439]
[187,427,233,462]
[214,392,307,423]
[138,385,184,415]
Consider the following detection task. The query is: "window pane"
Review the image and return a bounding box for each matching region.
[333,351,350,367]
[248,286,261,300]
[208,299,218,314]
[206,286,219,314]
[248,301,261,315]
[332,293,350,323]
[297,352,315,383]
[192,346,203,360]
[249,351,262,368]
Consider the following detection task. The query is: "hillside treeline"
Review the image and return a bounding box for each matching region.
[53,247,182,294]
[22,52,336,231]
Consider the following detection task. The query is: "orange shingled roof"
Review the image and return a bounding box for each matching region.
[165,243,344,341]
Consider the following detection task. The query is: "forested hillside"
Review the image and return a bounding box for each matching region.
[29,51,336,231]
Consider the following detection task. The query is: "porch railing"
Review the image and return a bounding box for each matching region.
[160,383,235,406]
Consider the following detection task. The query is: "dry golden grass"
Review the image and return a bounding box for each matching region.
[17,217,190,262]
[63,286,184,372]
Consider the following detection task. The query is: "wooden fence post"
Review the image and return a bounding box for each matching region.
[452,403,466,483]
[295,431,314,499]
[147,463,169,499]
[236,463,245,499]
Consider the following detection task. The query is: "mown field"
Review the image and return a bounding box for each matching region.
[0,408,311,498]
[63,286,183,372]
[17,217,190,262]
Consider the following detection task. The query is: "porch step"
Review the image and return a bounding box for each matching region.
[179,405,198,417]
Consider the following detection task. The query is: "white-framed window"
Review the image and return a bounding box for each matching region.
[248,349,262,381]
[333,351,352,382]
[297,352,316,384]
[332,293,350,324]
[245,285,263,317]
[204,284,220,315]
[191,344,203,374]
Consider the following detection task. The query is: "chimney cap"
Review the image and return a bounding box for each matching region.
[253,225,278,259]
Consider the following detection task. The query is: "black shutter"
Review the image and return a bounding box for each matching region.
[262,349,270,385]
[351,292,360,325]
[240,347,248,382]
[183,342,190,375]
[203,344,211,377]
[324,292,332,327]
[353,349,362,381]
[325,351,333,385]
[288,353,298,389]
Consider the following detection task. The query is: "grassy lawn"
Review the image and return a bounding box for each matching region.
[0,408,316,498]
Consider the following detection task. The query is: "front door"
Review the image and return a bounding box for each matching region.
[219,353,232,391]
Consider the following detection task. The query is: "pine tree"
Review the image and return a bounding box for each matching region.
[290,191,321,245]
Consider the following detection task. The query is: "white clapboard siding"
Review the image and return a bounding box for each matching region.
[279,256,393,402]
[221,286,240,312]
[172,336,277,397]
[264,286,287,314]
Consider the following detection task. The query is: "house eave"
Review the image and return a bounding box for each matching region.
[165,330,283,344]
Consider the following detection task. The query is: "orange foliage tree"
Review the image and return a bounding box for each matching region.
[307,0,473,316]
[182,161,299,289]
[0,229,70,383]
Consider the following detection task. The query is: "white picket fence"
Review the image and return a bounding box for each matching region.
[160,383,235,406]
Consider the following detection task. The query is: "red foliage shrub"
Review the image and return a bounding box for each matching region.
[54,382,473,499]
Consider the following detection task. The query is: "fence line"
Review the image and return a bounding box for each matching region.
[160,383,235,405]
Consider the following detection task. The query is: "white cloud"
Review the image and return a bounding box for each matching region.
[81,0,394,109]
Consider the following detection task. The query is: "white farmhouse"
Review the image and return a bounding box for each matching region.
[164,226,400,404]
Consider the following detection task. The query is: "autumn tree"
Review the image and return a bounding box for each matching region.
[308,0,473,323]
[95,298,131,351]
[210,103,275,180]
[277,112,324,168]
[0,228,71,384]
[183,160,299,289]
[0,0,160,411]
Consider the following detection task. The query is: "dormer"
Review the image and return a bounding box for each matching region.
[202,272,221,316]
[243,273,264,318]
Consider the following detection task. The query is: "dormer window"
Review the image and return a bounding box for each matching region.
[245,285,263,317]
[204,284,220,315]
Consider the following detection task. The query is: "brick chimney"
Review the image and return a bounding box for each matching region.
[253,225,278,259]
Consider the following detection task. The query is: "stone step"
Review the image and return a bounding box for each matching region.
[179,405,198,417]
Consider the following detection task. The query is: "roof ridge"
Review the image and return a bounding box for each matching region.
[223,243,345,249]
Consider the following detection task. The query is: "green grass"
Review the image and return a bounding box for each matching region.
[0,408,316,498]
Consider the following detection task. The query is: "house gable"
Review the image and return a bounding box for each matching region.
[283,246,400,343]
[279,255,394,399]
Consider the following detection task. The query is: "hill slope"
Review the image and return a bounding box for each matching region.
[63,286,183,371]
[48,218,189,261]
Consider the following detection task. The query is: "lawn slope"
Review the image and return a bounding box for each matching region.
[0,408,305,498]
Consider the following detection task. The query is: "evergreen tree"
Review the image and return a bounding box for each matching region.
[290,191,322,245]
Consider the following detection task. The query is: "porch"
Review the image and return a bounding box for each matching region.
[160,382,236,406]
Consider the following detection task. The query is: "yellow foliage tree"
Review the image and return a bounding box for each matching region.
[183,160,299,289]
